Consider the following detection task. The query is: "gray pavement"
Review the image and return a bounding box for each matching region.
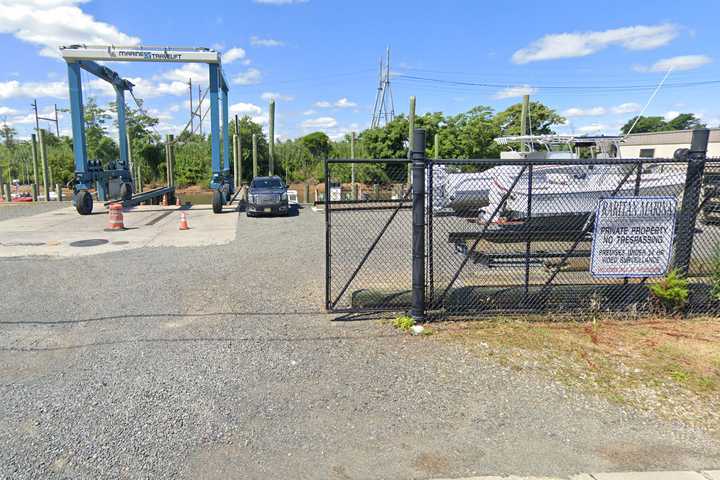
[1,205,719,479]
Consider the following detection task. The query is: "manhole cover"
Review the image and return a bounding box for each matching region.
[70,239,109,247]
[112,241,129,245]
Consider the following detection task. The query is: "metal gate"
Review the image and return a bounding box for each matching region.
[324,158,413,312]
[326,128,720,318]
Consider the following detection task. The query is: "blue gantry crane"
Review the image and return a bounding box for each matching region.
[60,45,234,214]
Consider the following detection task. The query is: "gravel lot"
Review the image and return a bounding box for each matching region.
[1,205,719,479]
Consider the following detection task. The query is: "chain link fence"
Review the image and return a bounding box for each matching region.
[326,129,720,319]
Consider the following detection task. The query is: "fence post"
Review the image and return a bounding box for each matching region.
[411,128,427,322]
[673,128,709,275]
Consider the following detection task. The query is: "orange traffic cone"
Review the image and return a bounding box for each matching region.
[162,194,169,207]
[175,196,181,207]
[105,203,125,231]
[178,212,189,230]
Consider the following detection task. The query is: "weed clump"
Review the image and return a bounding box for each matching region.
[393,315,415,331]
[649,269,689,313]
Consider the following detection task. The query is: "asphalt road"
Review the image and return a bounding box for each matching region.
[1,205,719,479]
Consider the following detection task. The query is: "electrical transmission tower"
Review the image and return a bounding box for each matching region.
[370,47,395,128]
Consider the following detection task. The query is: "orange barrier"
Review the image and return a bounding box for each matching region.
[106,204,125,230]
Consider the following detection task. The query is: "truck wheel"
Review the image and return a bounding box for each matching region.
[75,190,93,215]
[119,182,132,201]
[212,189,223,214]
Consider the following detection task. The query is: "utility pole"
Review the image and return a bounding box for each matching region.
[188,78,193,134]
[38,128,50,201]
[198,85,203,136]
[53,104,60,136]
[234,114,241,186]
[268,99,275,176]
[30,133,39,200]
[407,96,416,184]
[252,133,258,178]
[32,99,60,137]
[520,94,529,153]
[351,131,356,200]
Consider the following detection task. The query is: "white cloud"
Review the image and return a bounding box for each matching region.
[232,68,262,85]
[0,106,19,115]
[303,109,316,115]
[230,102,262,115]
[250,36,284,47]
[334,97,357,108]
[0,80,66,100]
[314,98,358,108]
[512,24,678,64]
[611,102,642,114]
[253,0,308,4]
[301,116,337,129]
[639,54,712,72]
[664,111,680,121]
[160,63,207,85]
[563,106,607,117]
[494,85,537,99]
[223,47,246,64]
[261,92,294,101]
[577,123,610,134]
[0,0,140,58]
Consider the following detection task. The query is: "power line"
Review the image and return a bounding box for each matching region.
[394,73,720,92]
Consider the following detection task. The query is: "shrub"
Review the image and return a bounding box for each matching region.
[711,249,720,301]
[649,269,689,313]
[392,315,415,331]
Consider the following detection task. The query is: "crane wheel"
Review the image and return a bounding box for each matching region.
[212,190,223,214]
[75,190,93,215]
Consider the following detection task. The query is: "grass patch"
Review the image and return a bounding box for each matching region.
[434,316,720,434]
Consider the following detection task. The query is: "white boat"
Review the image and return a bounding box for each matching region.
[485,162,686,222]
[432,135,621,217]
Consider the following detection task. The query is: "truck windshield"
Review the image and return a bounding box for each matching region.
[252,179,283,189]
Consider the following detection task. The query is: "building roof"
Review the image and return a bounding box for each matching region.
[622,128,720,146]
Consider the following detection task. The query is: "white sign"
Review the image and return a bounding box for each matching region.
[330,187,342,202]
[590,196,677,278]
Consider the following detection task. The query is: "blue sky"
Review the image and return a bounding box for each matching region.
[1,0,719,141]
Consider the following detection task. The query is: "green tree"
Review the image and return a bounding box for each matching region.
[110,100,164,181]
[620,116,666,134]
[230,116,267,181]
[665,113,705,131]
[84,98,118,164]
[299,131,332,159]
[493,101,566,136]
[0,122,17,149]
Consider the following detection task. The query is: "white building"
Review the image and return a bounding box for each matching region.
[619,128,720,159]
